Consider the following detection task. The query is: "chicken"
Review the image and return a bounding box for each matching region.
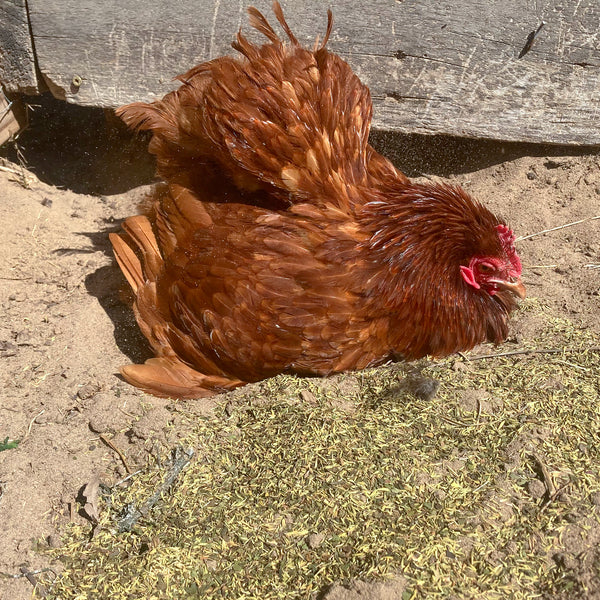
[110,2,525,399]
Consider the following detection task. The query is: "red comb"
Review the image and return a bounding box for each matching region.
[496,224,522,276]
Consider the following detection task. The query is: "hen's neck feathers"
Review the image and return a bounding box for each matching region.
[358,180,515,358]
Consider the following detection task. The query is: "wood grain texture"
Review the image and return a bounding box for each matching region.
[0,0,39,93]
[0,93,27,145]
[20,0,600,144]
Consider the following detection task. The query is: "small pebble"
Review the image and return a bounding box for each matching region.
[9,292,27,302]
[451,360,469,372]
[307,532,324,549]
[300,389,317,403]
[77,382,100,400]
[205,559,218,571]
[564,513,578,523]
[553,552,578,570]
[526,479,546,500]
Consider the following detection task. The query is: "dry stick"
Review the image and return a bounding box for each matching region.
[540,483,571,513]
[517,215,600,242]
[0,165,21,176]
[113,469,143,488]
[23,409,45,439]
[118,446,194,532]
[532,452,556,497]
[0,568,54,580]
[532,453,573,513]
[464,347,600,361]
[19,566,48,598]
[99,433,132,474]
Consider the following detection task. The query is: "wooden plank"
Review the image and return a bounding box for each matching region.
[25,0,600,145]
[0,92,27,145]
[0,0,40,93]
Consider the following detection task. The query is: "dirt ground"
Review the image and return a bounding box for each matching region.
[0,96,599,599]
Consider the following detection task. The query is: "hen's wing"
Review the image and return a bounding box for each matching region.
[110,179,393,398]
[117,3,373,211]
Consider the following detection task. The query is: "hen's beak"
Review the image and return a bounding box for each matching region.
[494,278,526,299]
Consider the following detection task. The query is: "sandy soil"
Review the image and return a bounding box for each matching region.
[0,99,598,598]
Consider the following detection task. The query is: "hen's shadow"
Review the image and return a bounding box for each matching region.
[83,225,153,365]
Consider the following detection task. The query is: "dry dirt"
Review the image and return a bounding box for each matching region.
[0,97,599,599]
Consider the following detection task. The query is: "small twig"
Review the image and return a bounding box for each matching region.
[517,215,600,241]
[440,415,468,427]
[464,347,600,361]
[540,482,571,513]
[530,453,571,513]
[99,434,132,474]
[0,101,14,118]
[23,409,45,439]
[472,479,490,494]
[112,469,143,488]
[118,446,194,532]
[0,567,55,580]
[531,453,572,512]
[532,452,556,497]
[19,566,48,598]
[0,165,22,176]
[553,359,589,372]
[118,406,136,419]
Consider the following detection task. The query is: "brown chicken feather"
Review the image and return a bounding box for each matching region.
[110,2,525,398]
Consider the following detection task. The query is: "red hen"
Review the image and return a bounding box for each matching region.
[110,3,525,398]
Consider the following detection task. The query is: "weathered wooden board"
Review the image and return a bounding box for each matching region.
[0,0,40,93]
[19,0,600,144]
[0,92,27,145]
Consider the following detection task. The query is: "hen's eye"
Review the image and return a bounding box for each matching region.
[477,263,494,274]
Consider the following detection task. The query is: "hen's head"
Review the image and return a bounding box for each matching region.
[364,182,525,302]
[361,181,526,357]
[459,224,525,300]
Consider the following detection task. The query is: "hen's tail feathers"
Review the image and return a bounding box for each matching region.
[116,88,210,187]
[222,5,371,209]
[245,2,331,50]
[116,3,372,213]
[109,232,143,293]
[247,6,283,45]
[121,357,244,399]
